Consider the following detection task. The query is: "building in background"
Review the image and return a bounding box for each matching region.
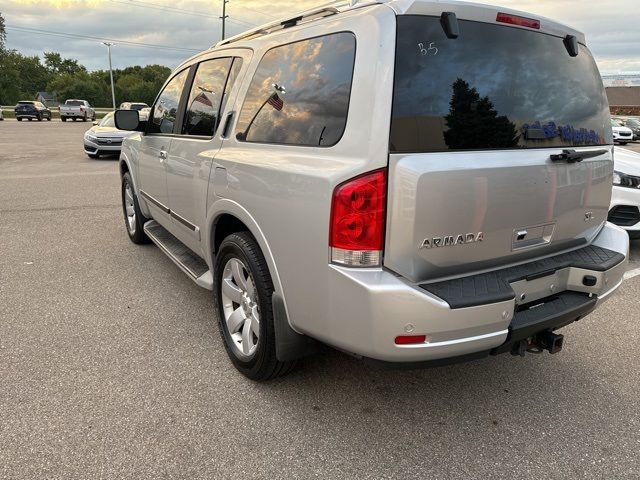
[36,92,59,108]
[602,74,640,88]
[606,86,640,116]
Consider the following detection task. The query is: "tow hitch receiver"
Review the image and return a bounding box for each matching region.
[511,331,564,357]
[536,331,564,354]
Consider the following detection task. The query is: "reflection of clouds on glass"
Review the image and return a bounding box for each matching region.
[151,68,188,134]
[391,16,612,152]
[183,57,233,136]
[236,32,356,146]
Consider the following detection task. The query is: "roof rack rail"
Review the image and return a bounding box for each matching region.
[213,1,381,48]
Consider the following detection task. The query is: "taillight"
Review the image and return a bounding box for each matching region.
[496,12,540,30]
[329,169,386,267]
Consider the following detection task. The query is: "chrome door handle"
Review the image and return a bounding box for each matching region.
[159,149,168,162]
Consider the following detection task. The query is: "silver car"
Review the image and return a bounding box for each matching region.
[83,112,136,159]
[114,0,628,380]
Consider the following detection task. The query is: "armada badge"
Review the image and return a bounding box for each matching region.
[419,232,484,249]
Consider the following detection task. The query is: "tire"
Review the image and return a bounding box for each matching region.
[121,172,150,244]
[46,115,51,121]
[82,114,87,122]
[620,142,628,145]
[72,118,76,122]
[213,232,296,381]
[17,118,22,122]
[37,114,42,121]
[28,118,32,121]
[87,153,99,159]
[61,116,66,122]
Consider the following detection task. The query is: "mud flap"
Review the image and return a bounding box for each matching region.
[272,293,317,362]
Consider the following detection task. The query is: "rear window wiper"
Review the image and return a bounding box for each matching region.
[550,148,608,163]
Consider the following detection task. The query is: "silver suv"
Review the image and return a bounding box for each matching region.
[115,0,628,380]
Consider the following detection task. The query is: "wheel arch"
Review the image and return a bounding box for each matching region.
[206,201,314,359]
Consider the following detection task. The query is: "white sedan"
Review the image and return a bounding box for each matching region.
[610,147,640,238]
[611,119,634,145]
[83,112,137,159]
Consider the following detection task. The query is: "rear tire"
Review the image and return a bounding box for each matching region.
[28,118,32,122]
[213,232,297,381]
[82,114,87,122]
[121,172,150,244]
[46,116,51,121]
[17,118,22,122]
[37,114,42,121]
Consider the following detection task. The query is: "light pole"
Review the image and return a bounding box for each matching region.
[220,0,229,41]
[102,42,116,110]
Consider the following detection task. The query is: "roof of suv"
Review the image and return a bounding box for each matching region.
[218,0,583,48]
[176,0,585,71]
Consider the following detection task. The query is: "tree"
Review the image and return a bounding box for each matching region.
[44,51,86,76]
[444,78,519,150]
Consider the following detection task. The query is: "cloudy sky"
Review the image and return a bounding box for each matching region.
[2,0,639,74]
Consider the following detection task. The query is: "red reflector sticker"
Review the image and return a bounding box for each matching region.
[395,335,427,345]
[496,12,540,29]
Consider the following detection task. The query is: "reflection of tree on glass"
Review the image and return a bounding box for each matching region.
[444,78,519,150]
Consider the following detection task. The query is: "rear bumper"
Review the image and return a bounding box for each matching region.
[324,222,628,363]
[62,111,87,117]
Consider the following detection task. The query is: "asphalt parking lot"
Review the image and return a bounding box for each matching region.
[1,120,639,479]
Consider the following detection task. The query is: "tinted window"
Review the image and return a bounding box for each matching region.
[390,16,613,153]
[130,103,148,110]
[235,33,356,146]
[182,57,240,137]
[149,69,189,135]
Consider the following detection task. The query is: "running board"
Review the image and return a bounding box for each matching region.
[143,220,213,290]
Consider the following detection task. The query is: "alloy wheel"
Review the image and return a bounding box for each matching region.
[221,258,260,358]
[123,181,136,235]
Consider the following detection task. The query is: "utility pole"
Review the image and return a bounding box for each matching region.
[102,42,116,110]
[220,0,229,41]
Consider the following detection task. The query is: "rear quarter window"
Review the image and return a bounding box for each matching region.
[235,32,356,147]
[390,16,613,153]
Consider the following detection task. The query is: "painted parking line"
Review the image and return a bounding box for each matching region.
[623,267,640,280]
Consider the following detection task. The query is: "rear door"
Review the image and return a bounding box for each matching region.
[164,52,248,254]
[137,68,189,226]
[385,15,613,283]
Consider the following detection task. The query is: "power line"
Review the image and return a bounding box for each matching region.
[105,0,274,22]
[5,25,204,52]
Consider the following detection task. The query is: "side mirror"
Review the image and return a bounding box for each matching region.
[115,109,141,131]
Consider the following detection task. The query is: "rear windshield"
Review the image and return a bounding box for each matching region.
[66,100,83,106]
[130,103,148,110]
[18,101,34,105]
[390,16,613,153]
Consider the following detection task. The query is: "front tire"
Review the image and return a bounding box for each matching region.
[121,172,150,244]
[61,116,67,122]
[37,114,42,121]
[213,232,296,381]
[17,118,22,122]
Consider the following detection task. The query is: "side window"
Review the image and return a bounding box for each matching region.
[182,57,242,137]
[149,69,189,135]
[235,32,356,146]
